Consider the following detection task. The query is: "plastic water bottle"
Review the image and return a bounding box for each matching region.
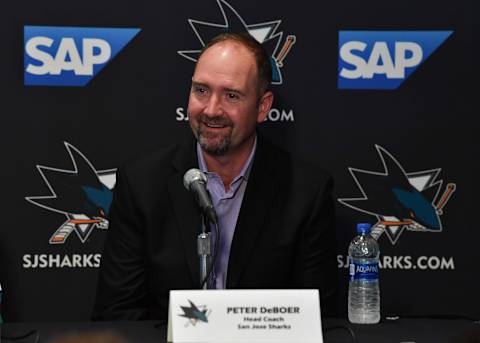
[348,223,380,324]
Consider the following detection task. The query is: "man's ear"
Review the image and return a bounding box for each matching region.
[257,91,274,123]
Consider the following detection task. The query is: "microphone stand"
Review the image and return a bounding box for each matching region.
[197,213,212,290]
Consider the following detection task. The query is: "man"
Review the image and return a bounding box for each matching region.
[93,33,337,320]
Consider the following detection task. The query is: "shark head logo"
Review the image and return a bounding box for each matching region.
[178,0,296,85]
[179,300,210,326]
[26,142,116,244]
[338,145,456,244]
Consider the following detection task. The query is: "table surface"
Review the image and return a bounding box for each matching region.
[1,318,479,343]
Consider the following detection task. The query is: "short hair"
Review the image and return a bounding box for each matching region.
[197,32,272,95]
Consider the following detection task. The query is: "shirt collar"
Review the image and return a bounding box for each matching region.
[197,136,257,183]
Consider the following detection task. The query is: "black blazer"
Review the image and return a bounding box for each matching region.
[93,135,337,320]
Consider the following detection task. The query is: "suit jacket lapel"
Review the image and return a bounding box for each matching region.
[167,138,202,287]
[226,136,279,287]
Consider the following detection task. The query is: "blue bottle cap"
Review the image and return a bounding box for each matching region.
[356,223,372,234]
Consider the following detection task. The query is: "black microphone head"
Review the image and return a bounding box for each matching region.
[183,168,207,190]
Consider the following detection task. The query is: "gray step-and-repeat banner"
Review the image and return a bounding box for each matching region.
[1,0,475,321]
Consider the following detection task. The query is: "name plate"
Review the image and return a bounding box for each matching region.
[167,289,323,343]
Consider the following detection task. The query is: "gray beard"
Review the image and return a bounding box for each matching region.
[197,128,232,156]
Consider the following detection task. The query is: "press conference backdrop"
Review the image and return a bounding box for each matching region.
[0,0,475,321]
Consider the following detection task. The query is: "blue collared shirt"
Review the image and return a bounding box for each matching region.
[197,138,257,289]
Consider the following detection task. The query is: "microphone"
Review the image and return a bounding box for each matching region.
[183,169,218,224]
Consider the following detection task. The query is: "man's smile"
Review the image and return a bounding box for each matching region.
[204,122,227,129]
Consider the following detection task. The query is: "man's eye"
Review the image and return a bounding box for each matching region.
[193,87,207,95]
[226,92,240,101]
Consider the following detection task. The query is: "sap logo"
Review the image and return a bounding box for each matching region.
[24,26,140,86]
[338,31,453,89]
[340,41,423,79]
[26,37,112,76]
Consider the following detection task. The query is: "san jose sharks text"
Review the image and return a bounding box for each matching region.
[23,254,101,269]
[337,254,455,271]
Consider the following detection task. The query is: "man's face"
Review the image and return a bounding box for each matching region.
[187,41,272,156]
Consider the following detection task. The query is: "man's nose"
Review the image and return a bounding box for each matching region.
[203,93,223,116]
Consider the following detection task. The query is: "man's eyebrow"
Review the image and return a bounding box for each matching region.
[191,81,209,88]
[191,81,245,97]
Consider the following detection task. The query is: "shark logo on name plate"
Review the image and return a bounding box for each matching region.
[179,300,211,326]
